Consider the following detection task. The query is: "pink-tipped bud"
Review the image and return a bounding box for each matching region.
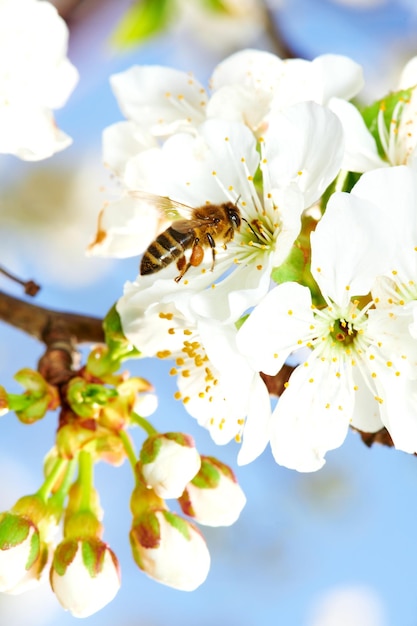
[179,456,246,526]
[130,510,210,591]
[140,433,201,499]
[50,538,121,618]
[0,513,41,592]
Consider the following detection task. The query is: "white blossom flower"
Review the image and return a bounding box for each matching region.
[140,433,201,499]
[236,168,411,471]
[50,538,121,618]
[0,0,78,160]
[347,165,417,452]
[130,510,210,591]
[117,278,271,465]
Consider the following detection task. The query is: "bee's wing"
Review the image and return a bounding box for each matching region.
[130,190,194,221]
[169,218,205,234]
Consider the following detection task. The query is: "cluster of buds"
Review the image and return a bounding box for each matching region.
[0,308,247,616]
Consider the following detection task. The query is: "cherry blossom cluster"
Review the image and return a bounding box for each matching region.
[3,0,417,617]
[89,48,417,472]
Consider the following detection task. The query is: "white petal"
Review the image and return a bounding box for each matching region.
[102,121,157,177]
[374,366,417,454]
[265,102,344,208]
[270,184,305,267]
[270,357,354,472]
[351,165,417,279]
[237,374,271,465]
[190,258,272,323]
[237,282,314,375]
[398,56,417,89]
[0,106,72,161]
[349,368,384,433]
[87,194,163,258]
[207,84,271,133]
[312,54,364,103]
[210,48,284,92]
[329,98,387,172]
[110,66,207,132]
[311,188,396,306]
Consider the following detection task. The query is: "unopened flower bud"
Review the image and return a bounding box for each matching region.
[50,538,121,618]
[130,510,210,591]
[179,457,246,527]
[140,433,201,499]
[0,513,41,592]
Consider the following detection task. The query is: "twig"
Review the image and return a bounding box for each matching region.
[0,266,41,297]
[0,290,104,345]
[261,0,298,59]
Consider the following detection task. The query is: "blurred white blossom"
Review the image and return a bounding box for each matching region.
[0,0,78,161]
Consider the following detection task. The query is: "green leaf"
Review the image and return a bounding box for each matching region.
[201,0,231,15]
[111,0,175,49]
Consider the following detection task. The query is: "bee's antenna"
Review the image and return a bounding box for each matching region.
[234,195,261,241]
[241,216,261,242]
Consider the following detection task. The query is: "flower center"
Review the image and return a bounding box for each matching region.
[330,318,358,345]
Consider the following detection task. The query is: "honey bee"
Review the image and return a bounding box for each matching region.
[139,193,242,282]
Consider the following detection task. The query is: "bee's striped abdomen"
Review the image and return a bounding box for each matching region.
[140,227,194,275]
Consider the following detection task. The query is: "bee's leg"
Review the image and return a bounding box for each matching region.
[175,239,204,282]
[176,256,186,273]
[206,233,216,271]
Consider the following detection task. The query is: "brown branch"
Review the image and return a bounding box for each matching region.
[261,364,296,397]
[0,290,105,345]
[260,0,299,59]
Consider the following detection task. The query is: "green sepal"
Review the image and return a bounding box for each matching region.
[96,305,141,374]
[6,393,32,413]
[110,0,175,49]
[140,432,194,465]
[81,538,107,577]
[191,457,221,489]
[0,513,31,549]
[0,513,40,569]
[360,87,414,158]
[131,511,161,552]
[66,378,118,418]
[52,539,77,576]
[191,456,236,489]
[8,369,58,424]
[161,510,191,540]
